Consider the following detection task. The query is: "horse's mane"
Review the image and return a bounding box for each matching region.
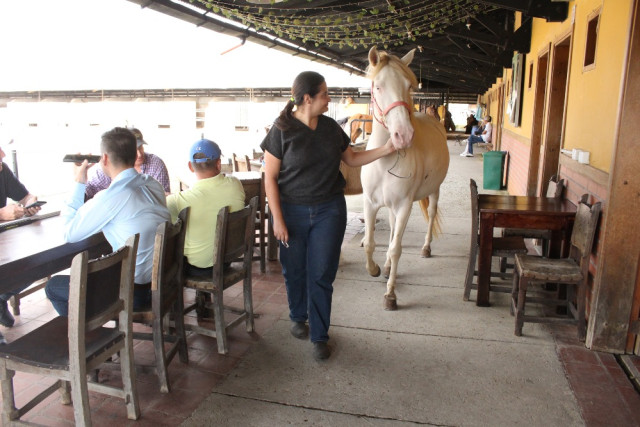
[366,50,419,89]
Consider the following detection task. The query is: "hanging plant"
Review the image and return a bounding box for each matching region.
[192,0,496,51]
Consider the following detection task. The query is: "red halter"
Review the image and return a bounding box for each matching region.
[370,82,413,129]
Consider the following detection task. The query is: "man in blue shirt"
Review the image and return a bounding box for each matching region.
[45,127,171,316]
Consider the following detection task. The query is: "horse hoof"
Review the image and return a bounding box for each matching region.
[384,296,398,311]
[383,266,391,279]
[421,248,432,258]
[370,265,381,277]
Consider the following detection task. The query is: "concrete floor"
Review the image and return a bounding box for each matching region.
[182,140,590,426]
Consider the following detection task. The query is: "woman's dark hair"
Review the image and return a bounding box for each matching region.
[274,71,325,131]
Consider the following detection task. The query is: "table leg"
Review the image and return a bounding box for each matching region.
[477,212,494,306]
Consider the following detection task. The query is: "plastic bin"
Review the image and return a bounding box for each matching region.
[483,151,506,190]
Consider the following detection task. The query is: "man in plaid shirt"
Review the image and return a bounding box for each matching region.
[85,128,171,199]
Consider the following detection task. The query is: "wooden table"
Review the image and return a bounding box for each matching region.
[0,215,110,295]
[476,195,577,306]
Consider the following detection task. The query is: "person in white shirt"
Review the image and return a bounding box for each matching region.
[460,116,492,157]
[45,127,170,316]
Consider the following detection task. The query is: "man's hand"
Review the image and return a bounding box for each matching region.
[74,159,94,184]
[20,195,41,217]
[0,204,26,221]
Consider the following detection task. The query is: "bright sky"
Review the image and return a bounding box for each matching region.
[0,0,370,91]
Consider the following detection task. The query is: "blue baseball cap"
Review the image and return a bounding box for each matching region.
[189,139,221,163]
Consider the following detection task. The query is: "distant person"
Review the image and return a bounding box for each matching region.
[45,127,171,316]
[0,145,43,338]
[443,110,456,132]
[464,115,479,134]
[460,116,492,157]
[166,139,245,276]
[85,128,170,199]
[426,105,441,122]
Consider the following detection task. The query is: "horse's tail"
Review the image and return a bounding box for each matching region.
[418,198,442,238]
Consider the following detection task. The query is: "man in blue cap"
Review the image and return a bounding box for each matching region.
[166,139,245,277]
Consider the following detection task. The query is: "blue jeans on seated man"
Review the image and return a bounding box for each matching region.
[466,134,486,155]
[279,195,347,344]
[45,275,151,317]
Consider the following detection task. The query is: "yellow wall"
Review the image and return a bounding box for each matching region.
[563,0,631,171]
[485,0,633,172]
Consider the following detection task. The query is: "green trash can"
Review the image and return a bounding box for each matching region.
[483,151,506,190]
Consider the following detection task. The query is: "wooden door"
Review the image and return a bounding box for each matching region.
[540,36,571,195]
[527,50,549,196]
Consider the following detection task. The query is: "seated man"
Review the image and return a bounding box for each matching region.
[85,128,171,199]
[166,139,245,277]
[45,127,171,316]
[460,116,492,157]
[0,145,43,337]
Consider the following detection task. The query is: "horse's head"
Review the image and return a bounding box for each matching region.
[367,46,418,150]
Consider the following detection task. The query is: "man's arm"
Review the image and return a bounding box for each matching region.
[62,161,110,242]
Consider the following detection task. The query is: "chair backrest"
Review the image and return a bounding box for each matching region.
[469,178,479,238]
[569,197,601,267]
[151,207,189,312]
[233,153,251,172]
[212,197,259,280]
[546,175,565,199]
[68,234,139,345]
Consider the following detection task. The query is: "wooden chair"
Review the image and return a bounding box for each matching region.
[511,197,601,340]
[240,173,267,273]
[0,235,140,425]
[463,179,528,301]
[129,208,190,393]
[233,153,251,172]
[183,197,258,354]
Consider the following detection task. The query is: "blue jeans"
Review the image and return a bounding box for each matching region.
[45,275,151,316]
[466,135,485,154]
[279,195,347,343]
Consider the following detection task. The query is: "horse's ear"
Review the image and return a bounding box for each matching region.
[368,46,380,67]
[401,49,416,66]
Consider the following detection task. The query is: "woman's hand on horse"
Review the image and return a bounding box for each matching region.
[384,138,397,154]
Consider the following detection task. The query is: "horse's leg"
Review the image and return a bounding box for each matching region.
[363,198,381,277]
[384,204,412,310]
[422,191,440,258]
[383,209,396,278]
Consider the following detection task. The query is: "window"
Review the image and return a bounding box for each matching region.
[584,12,600,69]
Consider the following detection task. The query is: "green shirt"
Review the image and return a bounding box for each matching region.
[166,174,245,268]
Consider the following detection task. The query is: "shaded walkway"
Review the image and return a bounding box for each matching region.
[1,137,638,425]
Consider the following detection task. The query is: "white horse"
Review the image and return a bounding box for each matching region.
[361,46,450,310]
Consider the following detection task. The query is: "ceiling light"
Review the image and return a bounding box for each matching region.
[466,18,472,30]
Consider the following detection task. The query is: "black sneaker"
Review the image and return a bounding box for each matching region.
[0,300,15,328]
[0,332,6,345]
[312,341,331,361]
[290,321,308,339]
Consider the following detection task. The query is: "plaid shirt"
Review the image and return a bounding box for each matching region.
[85,153,170,199]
